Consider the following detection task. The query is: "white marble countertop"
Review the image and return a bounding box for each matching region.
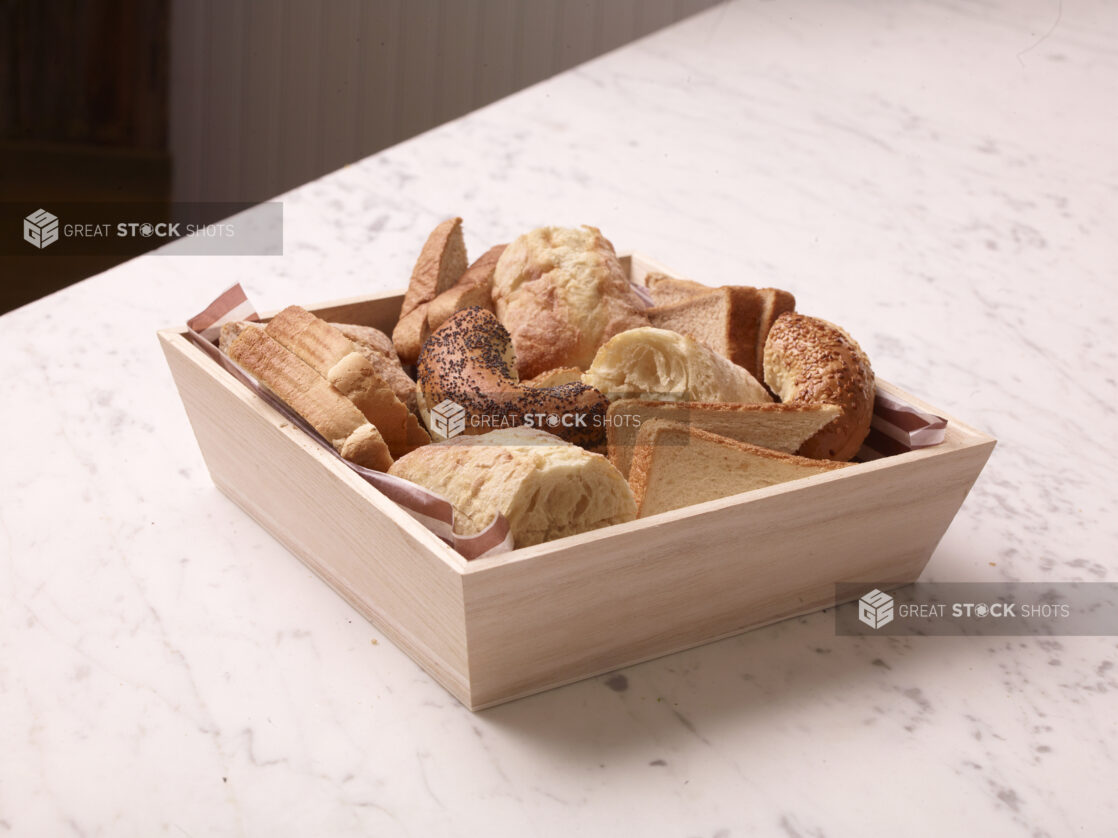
[3,1,1116,834]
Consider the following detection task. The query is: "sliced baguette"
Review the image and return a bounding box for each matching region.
[227,326,393,471]
[607,400,841,477]
[266,306,430,458]
[629,420,847,517]
[330,322,418,413]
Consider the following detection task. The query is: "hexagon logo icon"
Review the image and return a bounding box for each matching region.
[429,399,466,440]
[24,209,59,249]
[858,588,894,629]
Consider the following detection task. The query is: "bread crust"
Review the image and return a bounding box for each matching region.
[416,306,610,448]
[763,312,875,461]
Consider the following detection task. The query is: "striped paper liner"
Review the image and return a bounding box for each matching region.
[185,283,945,555]
[186,285,513,560]
[857,390,948,461]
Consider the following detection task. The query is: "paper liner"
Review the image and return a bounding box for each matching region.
[184,282,946,557]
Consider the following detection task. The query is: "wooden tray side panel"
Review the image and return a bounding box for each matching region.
[159,332,472,703]
[462,440,993,708]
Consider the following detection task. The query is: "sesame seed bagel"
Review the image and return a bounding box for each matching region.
[763,312,875,461]
[416,306,609,448]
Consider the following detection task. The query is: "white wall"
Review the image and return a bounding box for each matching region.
[170,0,721,204]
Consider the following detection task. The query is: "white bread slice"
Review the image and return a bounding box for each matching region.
[606,400,840,477]
[266,306,429,458]
[227,326,393,471]
[629,420,847,517]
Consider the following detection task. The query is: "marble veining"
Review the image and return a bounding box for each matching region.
[1,0,1116,835]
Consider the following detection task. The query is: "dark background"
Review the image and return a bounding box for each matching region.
[0,0,720,314]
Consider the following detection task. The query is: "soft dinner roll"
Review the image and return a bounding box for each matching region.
[581,327,772,404]
[387,427,637,548]
[763,312,875,461]
[416,307,610,448]
[491,225,649,378]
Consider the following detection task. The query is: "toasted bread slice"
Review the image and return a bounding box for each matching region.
[648,287,763,374]
[607,400,840,477]
[427,244,505,332]
[755,288,796,379]
[267,306,429,458]
[629,420,847,517]
[227,326,393,471]
[400,217,468,318]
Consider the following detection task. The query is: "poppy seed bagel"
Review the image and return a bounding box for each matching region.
[416,306,609,448]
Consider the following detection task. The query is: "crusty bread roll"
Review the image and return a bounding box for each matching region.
[606,399,840,477]
[416,307,609,448]
[763,312,875,462]
[227,326,393,471]
[491,226,649,379]
[387,427,636,548]
[628,420,848,517]
[581,327,772,404]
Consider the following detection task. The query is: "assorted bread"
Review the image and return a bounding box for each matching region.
[216,217,878,547]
